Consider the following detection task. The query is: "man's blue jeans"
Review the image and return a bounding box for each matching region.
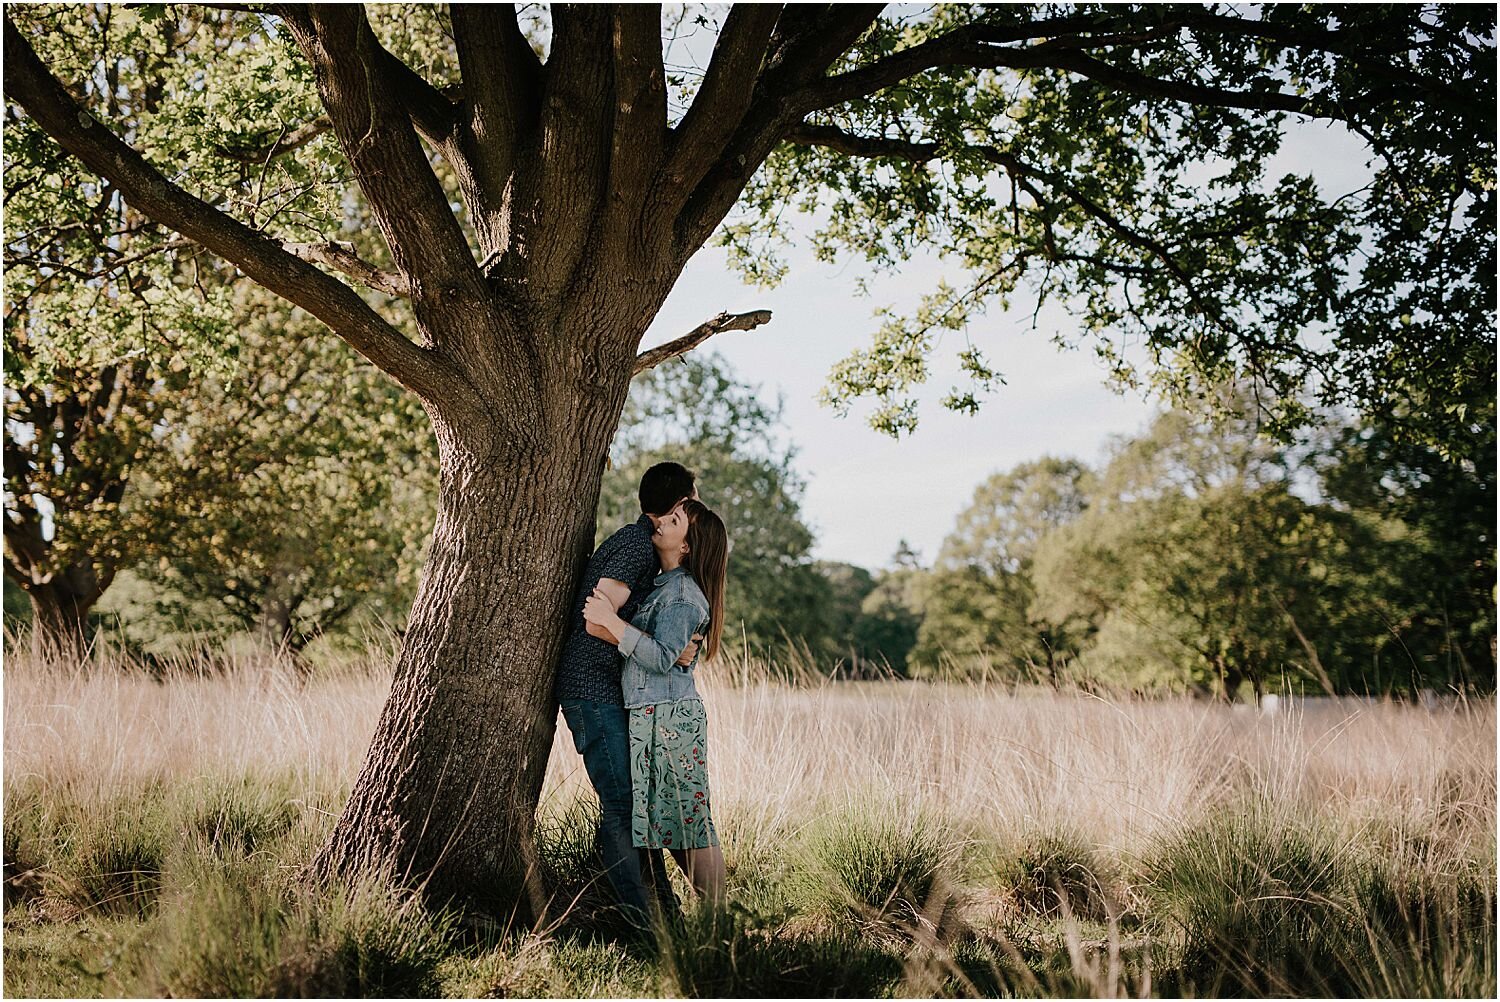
[559,699,675,928]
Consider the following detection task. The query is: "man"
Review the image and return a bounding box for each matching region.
[555,460,700,930]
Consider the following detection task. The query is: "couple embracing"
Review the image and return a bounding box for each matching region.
[555,461,728,930]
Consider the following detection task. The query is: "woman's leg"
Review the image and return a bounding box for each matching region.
[664,845,724,903]
[682,844,726,904]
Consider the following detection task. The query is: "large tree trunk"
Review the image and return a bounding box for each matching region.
[258,595,297,653]
[20,569,105,664]
[310,331,636,915]
[3,1,803,917]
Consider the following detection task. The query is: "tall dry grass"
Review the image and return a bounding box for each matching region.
[8,650,1494,858]
[5,647,1495,997]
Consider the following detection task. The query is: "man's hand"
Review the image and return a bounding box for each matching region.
[676,634,704,666]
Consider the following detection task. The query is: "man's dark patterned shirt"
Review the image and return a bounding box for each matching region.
[554,514,660,705]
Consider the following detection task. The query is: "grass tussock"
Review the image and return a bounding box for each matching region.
[4,651,1495,998]
[147,857,455,998]
[788,804,959,932]
[436,930,656,998]
[1145,800,1497,997]
[980,825,1117,922]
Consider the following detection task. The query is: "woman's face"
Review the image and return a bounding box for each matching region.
[653,505,691,557]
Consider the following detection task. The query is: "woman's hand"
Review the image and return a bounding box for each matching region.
[582,587,621,632]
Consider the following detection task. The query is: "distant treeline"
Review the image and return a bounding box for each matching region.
[604,363,1495,700]
[790,402,1495,699]
[6,351,1494,700]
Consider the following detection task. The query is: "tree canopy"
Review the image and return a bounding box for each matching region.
[746,6,1495,458]
[6,5,1491,453]
[4,8,436,656]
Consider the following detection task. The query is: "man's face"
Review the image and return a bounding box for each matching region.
[651,486,699,535]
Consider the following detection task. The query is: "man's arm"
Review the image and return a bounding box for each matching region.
[583,578,632,645]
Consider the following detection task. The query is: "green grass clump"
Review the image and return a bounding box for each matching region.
[529,795,621,931]
[147,854,455,998]
[789,804,958,932]
[1143,800,1496,998]
[1147,802,1344,995]
[990,827,1115,922]
[66,815,167,919]
[436,931,657,998]
[9,781,174,920]
[4,788,47,910]
[1320,840,1496,998]
[180,776,302,859]
[936,927,1158,999]
[12,773,317,923]
[3,912,155,998]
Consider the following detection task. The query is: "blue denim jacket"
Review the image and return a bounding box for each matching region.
[617,566,709,709]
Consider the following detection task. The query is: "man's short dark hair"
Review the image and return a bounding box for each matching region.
[639,461,696,516]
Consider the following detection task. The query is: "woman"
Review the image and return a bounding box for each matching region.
[583,498,728,904]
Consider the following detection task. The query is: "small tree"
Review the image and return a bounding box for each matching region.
[137,298,436,657]
[3,7,434,660]
[912,457,1091,681]
[851,542,926,676]
[598,352,827,657]
[1030,404,1452,698]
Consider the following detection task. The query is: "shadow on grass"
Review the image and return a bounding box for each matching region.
[656,903,905,998]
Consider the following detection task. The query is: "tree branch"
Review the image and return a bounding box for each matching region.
[633,310,773,374]
[607,5,668,221]
[793,19,985,111]
[1033,48,1318,117]
[3,15,454,401]
[216,114,332,163]
[450,4,542,211]
[796,13,1327,118]
[282,241,408,297]
[276,5,483,304]
[781,122,1246,351]
[784,123,940,162]
[363,36,458,146]
[673,5,883,257]
[522,5,614,289]
[664,4,781,189]
[784,14,1145,112]
[2,549,35,590]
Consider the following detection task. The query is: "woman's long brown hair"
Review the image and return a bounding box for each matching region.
[681,499,728,662]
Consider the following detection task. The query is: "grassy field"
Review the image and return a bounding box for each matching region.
[5,647,1495,998]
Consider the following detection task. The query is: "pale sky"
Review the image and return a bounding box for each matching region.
[640,242,1161,570]
[639,123,1371,571]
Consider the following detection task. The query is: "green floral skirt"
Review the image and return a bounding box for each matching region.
[629,699,719,850]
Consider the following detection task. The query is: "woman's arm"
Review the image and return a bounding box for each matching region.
[584,590,703,676]
[582,587,701,663]
[619,599,706,675]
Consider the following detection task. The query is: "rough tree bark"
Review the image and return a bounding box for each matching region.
[15,572,106,661]
[318,368,638,910]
